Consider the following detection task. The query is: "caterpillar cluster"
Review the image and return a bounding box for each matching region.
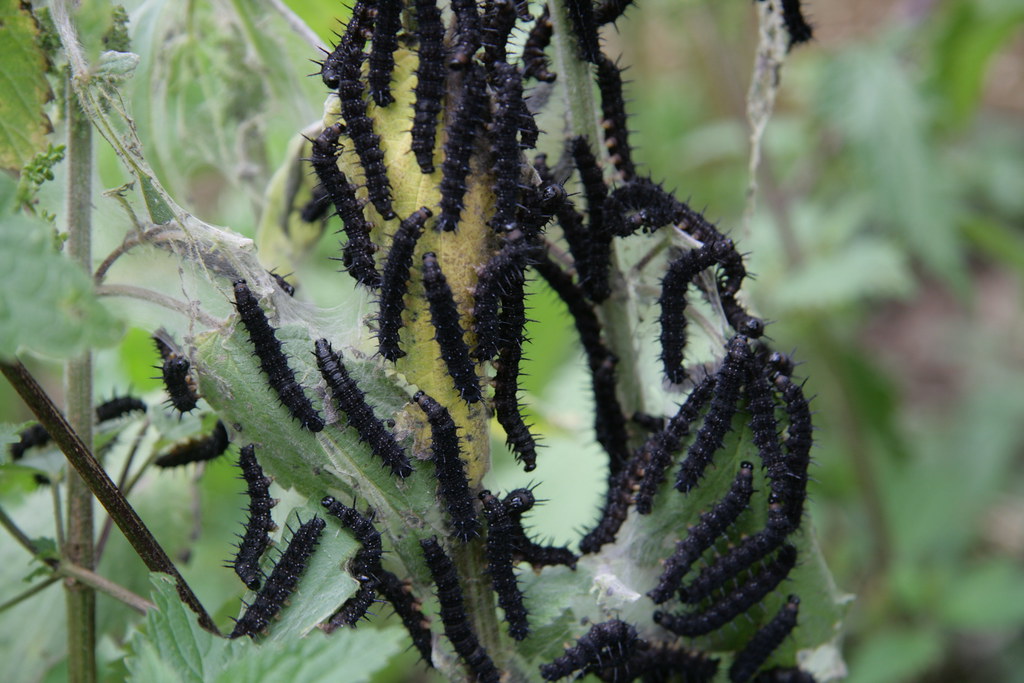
[129,2,823,679]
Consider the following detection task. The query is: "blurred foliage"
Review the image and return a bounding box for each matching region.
[1,0,1023,681]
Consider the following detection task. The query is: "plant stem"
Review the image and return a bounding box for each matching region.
[549,0,648,418]
[65,63,97,683]
[0,361,221,634]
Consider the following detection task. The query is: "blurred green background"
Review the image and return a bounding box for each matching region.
[2,0,1024,681]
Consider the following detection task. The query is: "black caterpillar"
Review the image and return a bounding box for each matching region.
[320,496,384,630]
[313,338,412,478]
[420,537,500,683]
[232,280,324,432]
[411,0,446,173]
[153,333,199,413]
[437,64,487,232]
[729,595,801,683]
[154,420,230,468]
[367,0,401,107]
[231,444,277,591]
[421,252,482,404]
[309,123,380,288]
[377,207,432,361]
[675,335,752,492]
[229,516,324,638]
[479,490,529,641]
[413,391,480,542]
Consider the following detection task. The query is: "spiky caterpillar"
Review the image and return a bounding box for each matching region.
[679,527,790,605]
[522,6,555,83]
[320,496,384,630]
[634,375,717,514]
[502,487,579,569]
[653,544,798,637]
[594,0,638,26]
[449,0,482,69]
[675,335,752,492]
[539,619,642,681]
[619,643,721,683]
[578,462,637,554]
[9,395,146,460]
[595,54,636,180]
[479,490,529,640]
[746,356,793,522]
[229,516,324,638]
[480,0,518,67]
[658,239,738,384]
[471,230,536,361]
[333,6,395,220]
[377,207,432,361]
[313,338,412,477]
[411,0,445,173]
[318,1,374,89]
[367,0,401,107]
[154,420,230,468]
[569,136,614,302]
[268,270,296,297]
[324,573,379,631]
[376,569,434,665]
[488,62,527,233]
[232,280,324,432]
[753,667,817,683]
[648,462,755,604]
[421,252,482,404]
[153,333,199,413]
[230,444,277,591]
[308,124,379,288]
[779,0,814,48]
[438,64,488,231]
[413,391,480,542]
[420,537,501,683]
[492,279,540,472]
[729,595,801,683]
[773,372,813,532]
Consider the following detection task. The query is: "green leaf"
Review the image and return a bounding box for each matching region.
[0,209,124,361]
[127,574,404,683]
[0,2,53,171]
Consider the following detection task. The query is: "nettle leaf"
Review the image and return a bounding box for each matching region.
[0,208,123,361]
[0,2,53,170]
[128,575,403,683]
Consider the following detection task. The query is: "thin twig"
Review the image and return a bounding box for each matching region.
[0,361,220,634]
[58,563,155,615]
[0,577,61,614]
[266,0,322,49]
[95,284,223,329]
[0,505,43,558]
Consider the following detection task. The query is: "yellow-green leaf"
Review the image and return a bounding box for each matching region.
[0,2,53,170]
